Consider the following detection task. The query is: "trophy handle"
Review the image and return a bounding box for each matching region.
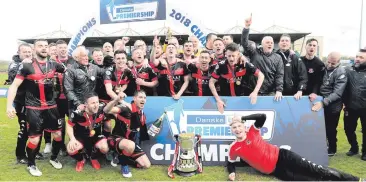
[195,134,203,173]
[168,137,180,179]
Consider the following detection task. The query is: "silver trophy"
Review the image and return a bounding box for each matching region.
[168,133,203,178]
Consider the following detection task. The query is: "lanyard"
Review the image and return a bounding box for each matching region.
[115,69,125,85]
[326,67,338,81]
[85,112,98,130]
[35,60,49,79]
[226,64,236,81]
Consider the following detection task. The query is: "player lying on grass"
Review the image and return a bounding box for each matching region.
[227,113,363,181]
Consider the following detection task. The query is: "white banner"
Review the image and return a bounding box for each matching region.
[67,17,99,56]
[165,2,210,47]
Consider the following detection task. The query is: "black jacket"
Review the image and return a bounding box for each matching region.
[6,55,26,105]
[343,65,366,110]
[63,63,105,107]
[276,50,308,95]
[320,65,347,113]
[241,28,284,94]
[301,56,325,95]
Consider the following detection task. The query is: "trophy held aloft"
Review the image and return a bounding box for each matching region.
[168,133,203,178]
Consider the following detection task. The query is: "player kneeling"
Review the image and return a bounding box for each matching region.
[66,93,110,172]
[104,90,158,178]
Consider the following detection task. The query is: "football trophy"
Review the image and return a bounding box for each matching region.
[168,133,203,178]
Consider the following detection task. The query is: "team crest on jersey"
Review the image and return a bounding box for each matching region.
[308,68,314,73]
[106,70,111,76]
[246,139,251,145]
[70,113,74,118]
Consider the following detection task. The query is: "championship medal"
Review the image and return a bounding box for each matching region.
[236,80,241,85]
[90,129,95,137]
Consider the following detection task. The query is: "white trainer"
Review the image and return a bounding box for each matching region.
[43,143,52,154]
[50,159,63,169]
[27,165,42,177]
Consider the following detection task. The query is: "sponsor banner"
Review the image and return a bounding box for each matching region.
[99,0,166,24]
[166,4,209,46]
[122,96,329,166]
[67,17,99,56]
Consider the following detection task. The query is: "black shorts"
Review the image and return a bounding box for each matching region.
[76,135,106,151]
[107,135,145,160]
[26,107,62,137]
[56,98,69,118]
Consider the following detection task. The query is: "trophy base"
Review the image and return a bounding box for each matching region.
[176,170,198,177]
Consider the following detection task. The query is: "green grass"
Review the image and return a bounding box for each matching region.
[0,98,365,181]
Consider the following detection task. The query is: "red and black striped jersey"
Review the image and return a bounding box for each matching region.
[16,59,65,110]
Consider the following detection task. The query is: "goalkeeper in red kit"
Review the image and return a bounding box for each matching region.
[227,114,363,181]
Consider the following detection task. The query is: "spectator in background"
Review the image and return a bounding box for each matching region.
[205,33,217,55]
[241,14,284,101]
[103,42,114,57]
[188,35,202,56]
[312,52,347,156]
[342,48,366,161]
[223,35,234,46]
[91,48,104,66]
[276,34,308,100]
[300,38,325,101]
[114,37,130,52]
[48,43,57,59]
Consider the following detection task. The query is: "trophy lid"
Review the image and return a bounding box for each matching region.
[179,132,195,139]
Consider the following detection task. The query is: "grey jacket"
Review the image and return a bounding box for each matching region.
[241,28,284,94]
[320,65,347,113]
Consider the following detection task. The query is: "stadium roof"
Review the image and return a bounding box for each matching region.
[19,24,311,47]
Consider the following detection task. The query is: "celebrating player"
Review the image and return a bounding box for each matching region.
[104,90,159,178]
[227,114,362,181]
[66,93,112,172]
[6,39,65,176]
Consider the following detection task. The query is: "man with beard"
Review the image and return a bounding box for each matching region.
[342,48,366,160]
[311,52,347,156]
[226,114,362,181]
[6,43,36,164]
[301,38,325,102]
[124,48,158,96]
[66,93,111,172]
[188,50,215,96]
[6,39,65,176]
[103,42,114,57]
[276,34,308,100]
[209,43,264,113]
[241,14,284,101]
[64,46,105,119]
[104,90,159,178]
[152,43,189,99]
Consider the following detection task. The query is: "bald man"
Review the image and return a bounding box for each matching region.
[241,14,284,101]
[103,42,114,57]
[342,49,366,160]
[312,51,347,156]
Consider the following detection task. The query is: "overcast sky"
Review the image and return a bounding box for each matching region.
[0,0,365,61]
